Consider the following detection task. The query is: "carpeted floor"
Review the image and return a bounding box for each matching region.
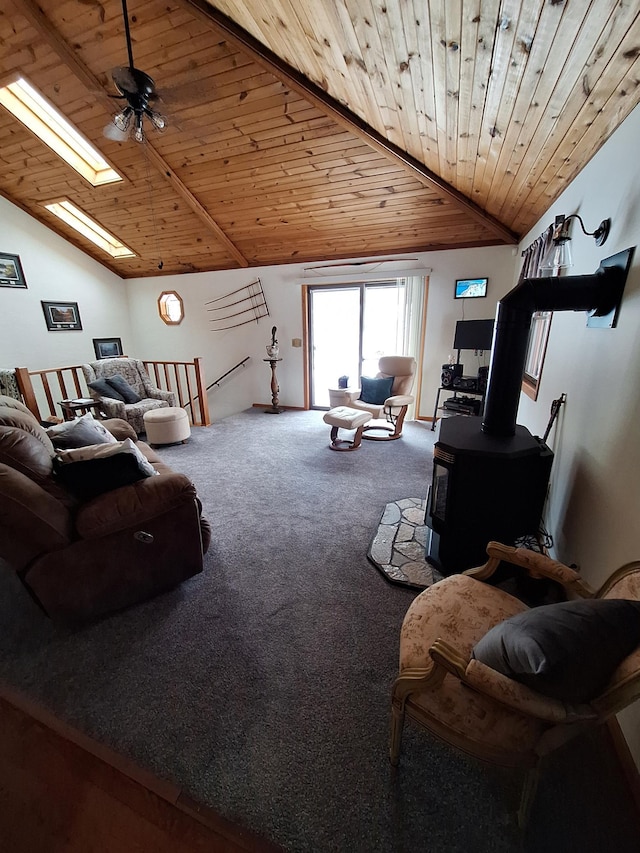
[0,409,638,852]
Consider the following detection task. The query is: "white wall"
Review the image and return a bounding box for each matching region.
[417,245,516,418]
[514,103,640,765]
[0,196,131,372]
[126,245,517,422]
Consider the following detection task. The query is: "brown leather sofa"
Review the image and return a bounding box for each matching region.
[0,393,210,624]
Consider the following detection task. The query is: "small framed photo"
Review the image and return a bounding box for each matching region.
[41,301,82,331]
[93,337,123,359]
[0,252,27,288]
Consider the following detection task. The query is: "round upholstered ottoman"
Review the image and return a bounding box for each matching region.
[143,406,191,446]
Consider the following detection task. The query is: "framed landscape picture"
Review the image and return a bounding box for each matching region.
[41,300,82,331]
[0,252,27,288]
[93,337,123,359]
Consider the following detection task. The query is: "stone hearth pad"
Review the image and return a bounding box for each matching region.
[367,498,443,590]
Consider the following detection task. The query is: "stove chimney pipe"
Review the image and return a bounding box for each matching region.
[481,258,629,437]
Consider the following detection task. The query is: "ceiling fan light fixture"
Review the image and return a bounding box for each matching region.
[113,106,132,132]
[133,113,145,143]
[148,110,166,131]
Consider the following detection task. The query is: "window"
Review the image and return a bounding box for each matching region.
[0,77,121,187]
[44,200,135,259]
[158,291,184,325]
[519,223,555,401]
[522,311,552,401]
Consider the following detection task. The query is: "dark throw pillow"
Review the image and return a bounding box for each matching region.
[53,438,157,500]
[472,598,640,703]
[88,378,125,402]
[359,375,394,405]
[107,373,142,404]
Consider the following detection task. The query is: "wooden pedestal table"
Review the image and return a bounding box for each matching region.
[263,358,283,414]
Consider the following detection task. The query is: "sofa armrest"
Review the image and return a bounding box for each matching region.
[97,398,127,420]
[148,388,178,406]
[464,658,597,723]
[75,472,198,539]
[0,464,73,569]
[102,418,138,442]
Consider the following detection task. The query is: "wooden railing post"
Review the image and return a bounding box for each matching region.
[14,367,41,421]
[194,357,211,426]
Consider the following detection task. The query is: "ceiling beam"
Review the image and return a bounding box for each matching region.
[143,144,249,265]
[181,0,519,245]
[10,0,249,269]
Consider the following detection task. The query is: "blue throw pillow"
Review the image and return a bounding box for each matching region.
[359,375,394,405]
[472,598,640,703]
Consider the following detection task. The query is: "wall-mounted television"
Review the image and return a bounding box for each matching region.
[455,277,488,299]
[453,319,495,351]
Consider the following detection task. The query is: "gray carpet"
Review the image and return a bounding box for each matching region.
[0,409,638,852]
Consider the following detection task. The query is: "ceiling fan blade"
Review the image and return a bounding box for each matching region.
[155,77,215,107]
[111,66,138,95]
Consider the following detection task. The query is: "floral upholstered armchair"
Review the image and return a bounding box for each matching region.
[82,358,177,435]
[390,542,640,826]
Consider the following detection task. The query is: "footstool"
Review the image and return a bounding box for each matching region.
[323,406,372,451]
[143,406,191,446]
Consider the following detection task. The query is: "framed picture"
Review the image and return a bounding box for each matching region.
[93,337,123,359]
[454,277,488,299]
[0,252,27,288]
[41,301,82,331]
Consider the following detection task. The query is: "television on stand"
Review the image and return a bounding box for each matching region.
[453,319,495,352]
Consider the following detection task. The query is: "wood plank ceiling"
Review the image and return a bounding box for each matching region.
[0,0,638,278]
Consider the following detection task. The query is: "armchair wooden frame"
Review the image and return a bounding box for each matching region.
[390,542,640,827]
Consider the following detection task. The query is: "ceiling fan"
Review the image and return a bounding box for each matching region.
[105,0,167,143]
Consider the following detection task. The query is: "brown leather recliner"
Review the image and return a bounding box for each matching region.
[0,394,210,624]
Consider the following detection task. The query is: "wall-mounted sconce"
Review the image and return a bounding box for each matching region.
[539,213,611,271]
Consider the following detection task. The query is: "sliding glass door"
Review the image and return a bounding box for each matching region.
[308,280,407,408]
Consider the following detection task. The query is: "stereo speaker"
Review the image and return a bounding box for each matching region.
[441,363,463,387]
[478,365,489,392]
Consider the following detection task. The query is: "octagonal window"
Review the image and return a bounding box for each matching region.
[158,290,184,325]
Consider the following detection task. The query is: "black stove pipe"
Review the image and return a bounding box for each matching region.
[481,263,626,437]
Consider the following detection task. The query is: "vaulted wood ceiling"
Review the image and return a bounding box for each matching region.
[1,0,638,278]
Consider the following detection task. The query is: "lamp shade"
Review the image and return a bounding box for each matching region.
[540,238,573,272]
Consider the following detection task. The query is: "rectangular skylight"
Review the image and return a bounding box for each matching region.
[0,77,122,187]
[45,200,136,259]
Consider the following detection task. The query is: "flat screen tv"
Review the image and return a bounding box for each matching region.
[455,277,488,299]
[454,319,495,351]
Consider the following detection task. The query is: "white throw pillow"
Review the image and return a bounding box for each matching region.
[46,412,118,449]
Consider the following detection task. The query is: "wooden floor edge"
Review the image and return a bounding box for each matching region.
[605,717,640,822]
[0,682,281,851]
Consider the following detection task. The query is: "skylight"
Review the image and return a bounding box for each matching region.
[45,200,136,259]
[0,77,122,187]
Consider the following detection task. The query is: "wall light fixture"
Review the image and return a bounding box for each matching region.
[539,213,611,271]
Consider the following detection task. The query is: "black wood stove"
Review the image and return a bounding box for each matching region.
[425,248,632,575]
